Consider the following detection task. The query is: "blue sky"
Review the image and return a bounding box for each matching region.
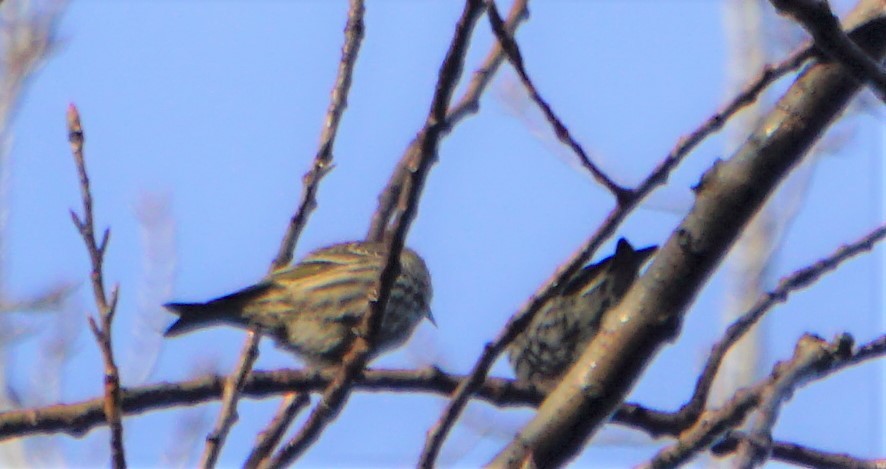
[5,1,883,467]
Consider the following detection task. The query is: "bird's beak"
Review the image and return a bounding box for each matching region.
[426,309,437,327]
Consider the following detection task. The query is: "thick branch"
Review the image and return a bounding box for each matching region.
[769,0,886,99]
[489,6,886,467]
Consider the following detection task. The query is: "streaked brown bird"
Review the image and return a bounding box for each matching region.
[164,241,434,367]
[507,238,657,392]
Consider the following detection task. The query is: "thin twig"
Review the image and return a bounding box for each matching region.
[198,331,260,468]
[269,0,365,271]
[265,2,486,466]
[485,0,628,201]
[446,0,529,125]
[672,224,886,427]
[66,104,126,469]
[735,335,855,468]
[714,431,886,469]
[367,0,532,242]
[243,393,310,469]
[641,333,881,469]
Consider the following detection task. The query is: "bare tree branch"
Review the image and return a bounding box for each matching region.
[198,3,369,465]
[714,433,886,469]
[446,0,529,126]
[0,368,539,441]
[642,333,881,468]
[242,393,309,469]
[66,104,126,468]
[199,332,260,469]
[264,2,486,466]
[367,0,532,242]
[5,2,882,466]
[1,354,881,467]
[485,0,628,201]
[769,0,886,99]
[269,0,365,272]
[489,4,886,466]
[673,224,885,428]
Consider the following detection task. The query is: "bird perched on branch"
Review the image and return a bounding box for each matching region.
[163,241,434,367]
[508,238,657,392]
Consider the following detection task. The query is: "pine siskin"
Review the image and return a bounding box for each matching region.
[164,241,434,367]
[507,238,657,392]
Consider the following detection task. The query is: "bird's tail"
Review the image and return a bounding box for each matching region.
[163,302,230,337]
[163,282,271,337]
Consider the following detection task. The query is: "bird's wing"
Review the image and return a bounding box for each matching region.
[203,281,275,307]
[270,260,340,282]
